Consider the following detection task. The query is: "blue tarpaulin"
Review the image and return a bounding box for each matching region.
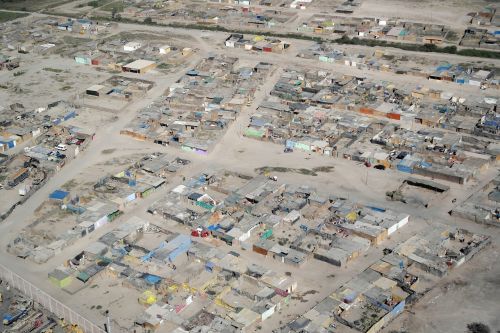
[49,190,69,200]
[285,139,296,149]
[63,111,77,121]
[144,274,162,284]
[366,205,386,212]
[436,63,452,72]
[207,224,220,231]
[205,261,214,272]
[166,234,192,262]
[0,139,16,149]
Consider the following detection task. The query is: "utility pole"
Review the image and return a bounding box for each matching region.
[105,310,112,333]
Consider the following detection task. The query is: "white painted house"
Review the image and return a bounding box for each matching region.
[124,41,142,52]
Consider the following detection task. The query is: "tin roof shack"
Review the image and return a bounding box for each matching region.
[338,221,387,245]
[297,14,341,35]
[94,174,142,209]
[289,265,409,333]
[369,255,420,292]
[77,200,121,232]
[98,216,149,249]
[260,271,297,296]
[335,271,408,332]
[93,159,172,208]
[84,76,154,111]
[243,68,417,154]
[6,154,167,262]
[313,236,371,267]
[122,56,273,153]
[148,192,209,226]
[135,303,183,331]
[267,244,309,267]
[48,268,73,288]
[225,307,260,331]
[460,203,500,226]
[122,59,156,74]
[183,313,239,333]
[209,267,285,322]
[225,34,291,53]
[413,162,474,185]
[461,27,500,50]
[139,153,190,176]
[357,209,410,236]
[0,101,78,152]
[452,175,500,227]
[152,234,192,264]
[9,194,121,263]
[395,226,491,277]
[0,54,20,70]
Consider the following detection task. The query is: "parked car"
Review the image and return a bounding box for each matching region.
[55,144,67,151]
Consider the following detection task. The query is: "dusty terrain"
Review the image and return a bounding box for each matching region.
[357,0,490,29]
[0,6,499,333]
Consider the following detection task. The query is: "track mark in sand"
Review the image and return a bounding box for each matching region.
[101,148,116,155]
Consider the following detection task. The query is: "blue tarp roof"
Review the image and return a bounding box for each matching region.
[366,205,386,212]
[207,224,220,231]
[49,190,69,200]
[436,63,452,72]
[166,234,191,250]
[143,274,162,284]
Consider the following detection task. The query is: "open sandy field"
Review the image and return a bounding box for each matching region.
[357,0,492,29]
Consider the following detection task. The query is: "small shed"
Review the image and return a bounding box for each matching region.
[159,45,171,54]
[122,59,156,74]
[86,84,106,96]
[283,210,301,224]
[48,269,72,288]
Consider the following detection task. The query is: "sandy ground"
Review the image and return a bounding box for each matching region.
[0,12,499,333]
[357,0,491,30]
[0,54,110,110]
